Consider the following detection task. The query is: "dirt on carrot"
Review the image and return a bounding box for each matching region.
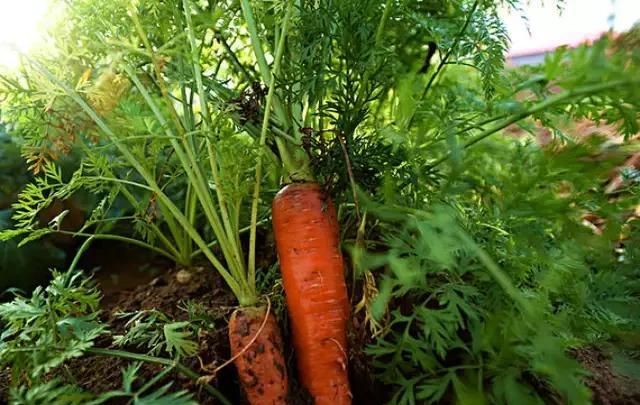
[229,305,288,404]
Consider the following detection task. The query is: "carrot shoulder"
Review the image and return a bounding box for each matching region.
[229,306,288,405]
[272,182,351,405]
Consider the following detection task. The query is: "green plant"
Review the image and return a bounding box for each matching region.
[0,270,105,378]
[86,362,198,405]
[355,136,640,403]
[0,0,282,304]
[112,310,198,358]
[1,0,640,403]
[3,1,298,401]
[0,269,229,404]
[0,128,68,296]
[9,379,92,405]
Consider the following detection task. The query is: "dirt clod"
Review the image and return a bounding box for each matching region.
[175,269,193,284]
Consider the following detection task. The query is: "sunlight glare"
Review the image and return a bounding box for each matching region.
[0,0,51,70]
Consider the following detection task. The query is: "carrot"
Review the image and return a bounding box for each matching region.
[272,182,351,405]
[229,305,288,405]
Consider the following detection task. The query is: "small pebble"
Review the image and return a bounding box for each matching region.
[176,269,192,284]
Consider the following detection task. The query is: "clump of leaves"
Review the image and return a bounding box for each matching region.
[0,271,105,380]
[113,310,198,358]
[358,204,586,404]
[340,13,640,402]
[9,366,198,405]
[88,362,197,405]
[358,135,640,404]
[0,270,225,404]
[9,379,92,405]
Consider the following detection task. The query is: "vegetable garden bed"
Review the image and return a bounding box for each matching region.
[1,0,640,404]
[1,243,639,404]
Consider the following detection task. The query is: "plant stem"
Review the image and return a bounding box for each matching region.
[216,33,256,82]
[424,0,479,97]
[131,5,209,263]
[76,141,180,258]
[458,231,529,312]
[183,182,197,261]
[84,176,153,191]
[374,0,394,45]
[337,133,361,221]
[190,218,267,259]
[239,0,290,128]
[86,348,231,405]
[67,235,95,273]
[355,0,393,105]
[80,180,183,261]
[407,0,480,130]
[247,1,294,292]
[239,0,271,84]
[57,230,178,262]
[129,4,185,138]
[183,0,252,301]
[454,113,511,136]
[138,366,174,394]
[430,79,639,168]
[28,57,245,300]
[123,65,245,293]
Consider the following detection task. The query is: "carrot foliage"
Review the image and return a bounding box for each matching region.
[0,0,640,403]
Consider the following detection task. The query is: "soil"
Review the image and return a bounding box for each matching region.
[573,347,640,405]
[63,254,243,405]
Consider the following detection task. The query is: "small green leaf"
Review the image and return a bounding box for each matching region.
[163,322,198,357]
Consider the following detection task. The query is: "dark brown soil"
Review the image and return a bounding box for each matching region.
[573,347,640,405]
[68,263,241,405]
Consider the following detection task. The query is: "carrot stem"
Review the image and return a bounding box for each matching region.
[28,57,245,301]
[248,1,294,293]
[56,230,179,263]
[67,235,95,273]
[240,0,290,129]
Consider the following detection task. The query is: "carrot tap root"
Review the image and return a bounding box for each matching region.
[229,304,288,405]
[272,182,352,404]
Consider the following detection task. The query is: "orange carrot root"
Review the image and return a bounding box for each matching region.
[229,306,288,405]
[272,182,351,405]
